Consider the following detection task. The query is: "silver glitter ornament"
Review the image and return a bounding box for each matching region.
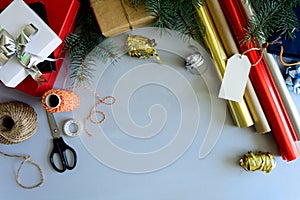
[185,52,206,75]
[185,52,204,70]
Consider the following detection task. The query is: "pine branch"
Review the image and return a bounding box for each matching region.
[277,2,299,39]
[146,0,175,29]
[244,1,281,42]
[245,0,300,43]
[64,0,208,85]
[179,0,204,6]
[130,0,145,7]
[62,33,81,54]
[90,39,119,64]
[64,35,92,85]
[70,54,94,85]
[144,0,204,41]
[64,36,118,85]
[172,1,204,41]
[63,0,118,85]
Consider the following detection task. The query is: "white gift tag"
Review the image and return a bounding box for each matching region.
[218,54,251,102]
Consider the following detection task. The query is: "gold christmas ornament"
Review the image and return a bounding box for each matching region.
[126,34,161,63]
[240,151,276,174]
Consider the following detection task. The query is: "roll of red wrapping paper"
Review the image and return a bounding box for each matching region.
[219,0,300,161]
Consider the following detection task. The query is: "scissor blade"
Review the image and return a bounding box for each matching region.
[46,111,60,139]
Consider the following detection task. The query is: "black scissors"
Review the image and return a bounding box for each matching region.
[46,111,77,173]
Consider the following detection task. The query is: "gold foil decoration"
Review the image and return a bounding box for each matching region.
[240,151,276,173]
[205,0,270,133]
[195,5,253,128]
[126,34,162,63]
[0,24,46,83]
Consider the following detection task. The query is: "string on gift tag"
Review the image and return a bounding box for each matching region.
[219,37,284,102]
[65,86,116,137]
[242,37,282,66]
[0,151,44,189]
[242,37,300,67]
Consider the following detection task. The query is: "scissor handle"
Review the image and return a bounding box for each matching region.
[49,137,77,173]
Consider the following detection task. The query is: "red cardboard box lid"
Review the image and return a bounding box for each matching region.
[0,0,80,96]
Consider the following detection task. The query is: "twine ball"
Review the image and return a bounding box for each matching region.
[0,101,38,144]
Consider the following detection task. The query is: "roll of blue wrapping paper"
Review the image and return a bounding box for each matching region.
[206,0,270,133]
[195,4,254,128]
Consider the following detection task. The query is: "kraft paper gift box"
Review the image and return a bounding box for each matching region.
[90,0,154,37]
[0,0,80,96]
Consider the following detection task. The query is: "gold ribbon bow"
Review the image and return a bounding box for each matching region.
[0,24,46,83]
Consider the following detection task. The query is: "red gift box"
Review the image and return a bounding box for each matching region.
[0,0,80,96]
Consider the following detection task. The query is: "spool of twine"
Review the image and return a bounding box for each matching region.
[42,89,80,113]
[0,101,38,144]
[43,86,116,137]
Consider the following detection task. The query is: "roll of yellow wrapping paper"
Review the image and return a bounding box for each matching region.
[196,4,253,128]
[206,0,270,133]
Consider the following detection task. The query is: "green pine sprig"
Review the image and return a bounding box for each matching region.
[130,0,204,41]
[146,0,175,29]
[130,0,145,6]
[63,34,93,85]
[144,0,204,41]
[245,0,300,43]
[63,0,118,85]
[63,0,207,85]
[172,1,204,42]
[64,0,300,85]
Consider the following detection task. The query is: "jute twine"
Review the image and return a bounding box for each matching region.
[0,101,38,144]
[0,151,44,189]
[0,101,43,189]
[66,86,116,137]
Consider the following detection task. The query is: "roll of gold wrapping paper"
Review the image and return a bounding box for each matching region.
[195,4,253,128]
[206,0,270,133]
